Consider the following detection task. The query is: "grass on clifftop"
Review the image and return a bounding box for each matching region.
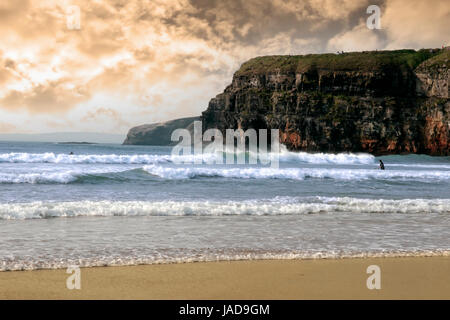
[235,49,444,76]
[416,49,449,71]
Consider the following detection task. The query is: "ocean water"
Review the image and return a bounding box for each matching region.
[0,141,449,271]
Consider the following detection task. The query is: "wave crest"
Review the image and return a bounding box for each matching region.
[0,150,374,165]
[1,197,449,220]
[143,165,450,181]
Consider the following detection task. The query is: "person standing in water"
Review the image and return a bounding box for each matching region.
[379,160,385,170]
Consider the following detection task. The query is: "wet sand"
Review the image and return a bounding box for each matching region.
[0,257,449,299]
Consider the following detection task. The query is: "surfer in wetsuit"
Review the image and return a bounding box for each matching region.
[379,160,385,170]
[69,152,74,155]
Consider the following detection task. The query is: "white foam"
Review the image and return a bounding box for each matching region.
[0,150,375,165]
[388,163,450,169]
[277,145,375,164]
[0,172,80,184]
[2,163,449,184]
[143,165,450,181]
[0,152,174,164]
[2,249,450,271]
[0,166,131,184]
[0,152,223,165]
[1,197,449,220]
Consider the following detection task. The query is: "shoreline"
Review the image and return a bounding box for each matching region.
[2,250,450,271]
[1,256,449,299]
[2,250,450,272]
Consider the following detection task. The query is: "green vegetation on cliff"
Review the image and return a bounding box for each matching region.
[235,49,443,76]
[416,50,450,71]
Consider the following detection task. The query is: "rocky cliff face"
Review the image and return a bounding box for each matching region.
[202,49,449,155]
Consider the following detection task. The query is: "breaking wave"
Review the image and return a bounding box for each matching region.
[2,164,450,184]
[0,150,375,165]
[0,171,81,184]
[0,152,185,165]
[277,145,375,164]
[0,167,133,184]
[143,165,450,181]
[1,197,449,220]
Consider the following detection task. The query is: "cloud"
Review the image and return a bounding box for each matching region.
[383,0,450,49]
[81,107,131,130]
[0,78,90,113]
[327,24,385,52]
[0,58,16,85]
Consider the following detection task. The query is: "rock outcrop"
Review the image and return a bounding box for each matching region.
[123,116,200,145]
[202,49,450,155]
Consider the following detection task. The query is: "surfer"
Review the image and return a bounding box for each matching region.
[69,152,74,155]
[379,160,385,170]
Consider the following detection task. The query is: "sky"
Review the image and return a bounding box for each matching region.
[0,0,448,134]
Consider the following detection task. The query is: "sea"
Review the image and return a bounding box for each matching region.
[0,141,449,271]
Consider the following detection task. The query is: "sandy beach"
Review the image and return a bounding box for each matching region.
[0,257,449,300]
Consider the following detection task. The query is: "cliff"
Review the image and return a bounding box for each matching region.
[202,49,449,155]
[123,116,200,145]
